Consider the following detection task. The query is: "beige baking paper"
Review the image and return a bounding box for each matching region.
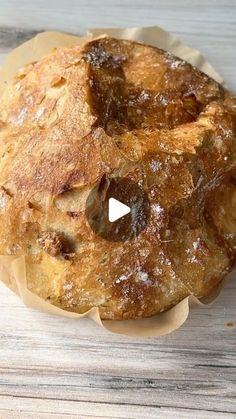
[0,26,231,336]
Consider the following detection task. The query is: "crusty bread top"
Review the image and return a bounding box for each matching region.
[0,36,236,319]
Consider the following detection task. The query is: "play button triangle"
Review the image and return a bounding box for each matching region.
[108,197,131,223]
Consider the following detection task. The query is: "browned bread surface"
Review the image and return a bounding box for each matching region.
[0,36,236,320]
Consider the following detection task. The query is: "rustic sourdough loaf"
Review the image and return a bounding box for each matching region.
[0,36,235,319]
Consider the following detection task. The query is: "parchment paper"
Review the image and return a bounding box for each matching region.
[0,26,231,336]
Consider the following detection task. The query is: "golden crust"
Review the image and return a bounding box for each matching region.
[0,36,236,319]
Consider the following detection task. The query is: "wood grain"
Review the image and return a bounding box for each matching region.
[0,1,235,418]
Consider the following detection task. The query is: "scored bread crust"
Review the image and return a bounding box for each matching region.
[0,36,236,320]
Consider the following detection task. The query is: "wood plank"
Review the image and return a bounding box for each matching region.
[0,282,235,417]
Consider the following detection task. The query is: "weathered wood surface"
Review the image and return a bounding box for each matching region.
[0,1,235,417]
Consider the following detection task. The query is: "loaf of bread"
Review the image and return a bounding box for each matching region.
[0,36,235,320]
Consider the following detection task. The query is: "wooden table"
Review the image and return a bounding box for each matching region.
[0,1,235,417]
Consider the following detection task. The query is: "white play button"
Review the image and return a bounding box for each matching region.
[108,197,131,223]
[86,177,150,241]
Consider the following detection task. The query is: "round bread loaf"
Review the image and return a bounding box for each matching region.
[0,36,236,320]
